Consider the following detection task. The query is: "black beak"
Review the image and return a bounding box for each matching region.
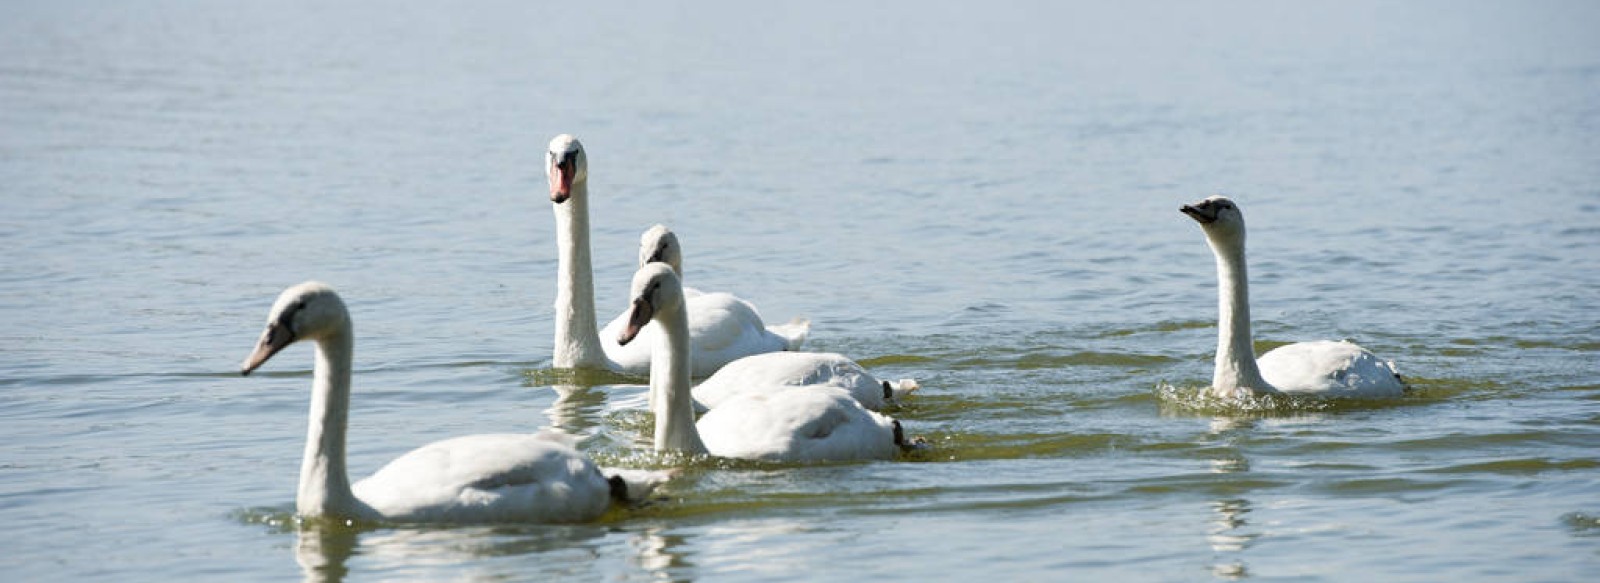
[1180,203,1216,224]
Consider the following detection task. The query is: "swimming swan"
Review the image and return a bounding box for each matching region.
[1181,196,1406,399]
[546,135,802,376]
[596,224,809,378]
[618,264,910,462]
[240,282,669,523]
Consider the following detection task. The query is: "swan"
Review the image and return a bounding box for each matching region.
[1180,195,1406,399]
[689,351,920,413]
[617,263,910,462]
[545,135,805,376]
[239,281,669,523]
[595,224,809,378]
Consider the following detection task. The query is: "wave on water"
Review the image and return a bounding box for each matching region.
[1152,382,1420,416]
[1561,512,1600,537]
[522,367,644,387]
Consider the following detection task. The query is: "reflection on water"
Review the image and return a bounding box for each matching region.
[629,526,694,576]
[295,524,357,583]
[547,383,609,436]
[1206,501,1252,554]
[1205,417,1259,580]
[295,521,675,582]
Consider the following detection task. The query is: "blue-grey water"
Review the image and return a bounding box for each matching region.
[3,1,1598,580]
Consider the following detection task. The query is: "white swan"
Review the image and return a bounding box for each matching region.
[595,224,809,378]
[1181,196,1406,399]
[690,352,919,413]
[240,282,669,523]
[617,264,908,462]
[546,135,805,376]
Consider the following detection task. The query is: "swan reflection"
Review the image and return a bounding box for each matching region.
[547,383,609,436]
[294,522,356,583]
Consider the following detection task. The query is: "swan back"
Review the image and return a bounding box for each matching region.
[352,433,618,524]
[1257,340,1406,397]
[695,387,901,462]
[692,352,896,411]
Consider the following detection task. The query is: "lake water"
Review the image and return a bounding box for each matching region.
[3,0,1598,580]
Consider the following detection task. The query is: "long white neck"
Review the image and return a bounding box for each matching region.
[299,328,367,518]
[653,303,707,454]
[551,180,609,369]
[1208,235,1276,397]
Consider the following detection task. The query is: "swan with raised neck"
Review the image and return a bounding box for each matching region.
[240,281,667,523]
[546,134,612,370]
[1181,196,1405,399]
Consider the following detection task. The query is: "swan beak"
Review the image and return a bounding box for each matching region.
[1180,203,1217,224]
[549,157,575,203]
[617,297,655,346]
[241,324,295,376]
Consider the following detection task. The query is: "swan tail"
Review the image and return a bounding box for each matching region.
[602,467,679,505]
[890,379,921,400]
[1387,360,1409,389]
[768,317,811,351]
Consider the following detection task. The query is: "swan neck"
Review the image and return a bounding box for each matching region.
[1210,237,1274,396]
[299,327,362,518]
[653,305,707,454]
[552,180,607,368]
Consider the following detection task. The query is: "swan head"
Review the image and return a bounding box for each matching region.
[1181,195,1246,248]
[638,224,684,275]
[616,263,684,346]
[241,282,350,375]
[546,134,587,204]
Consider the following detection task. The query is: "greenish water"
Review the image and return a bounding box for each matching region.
[3,0,1598,580]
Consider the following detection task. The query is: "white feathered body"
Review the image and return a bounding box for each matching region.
[691,351,913,412]
[1256,340,1405,397]
[695,388,899,462]
[351,432,621,524]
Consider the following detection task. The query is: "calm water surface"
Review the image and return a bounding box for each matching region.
[3,1,1598,581]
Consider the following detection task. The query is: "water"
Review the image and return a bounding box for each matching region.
[3,0,1598,580]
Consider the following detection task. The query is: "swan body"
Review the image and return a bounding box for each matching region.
[695,387,903,462]
[546,137,804,376]
[241,282,668,523]
[1181,196,1405,399]
[617,264,906,462]
[690,351,919,413]
[1256,340,1405,397]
